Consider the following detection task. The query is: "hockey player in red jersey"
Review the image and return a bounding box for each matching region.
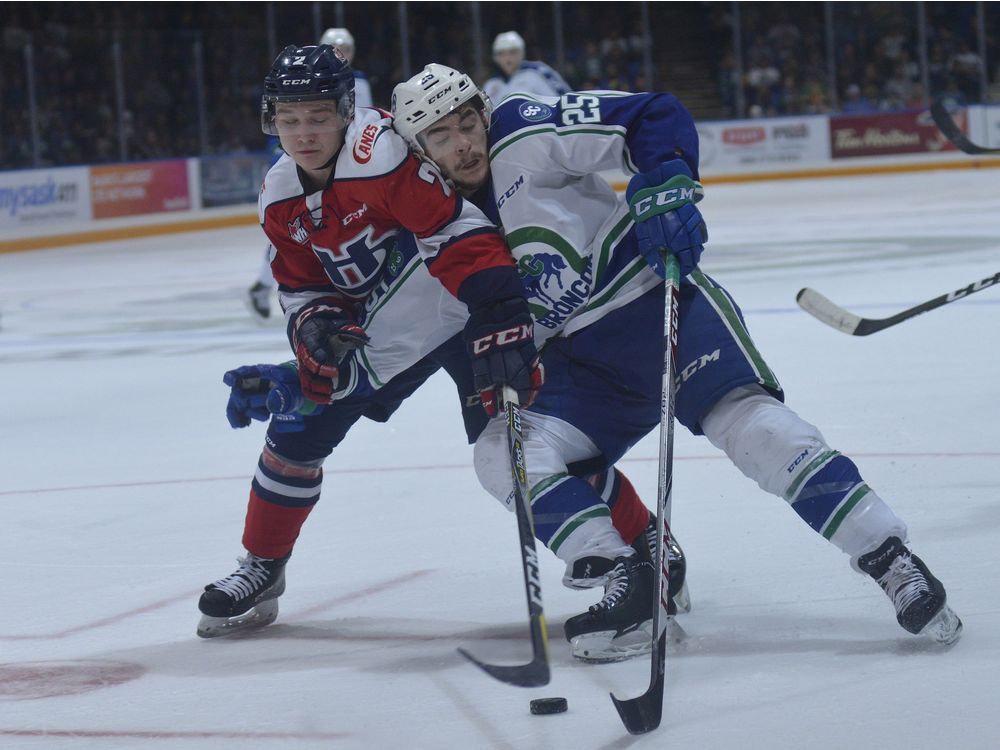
[196,44,544,638]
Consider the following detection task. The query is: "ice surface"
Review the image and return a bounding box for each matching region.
[1,169,998,749]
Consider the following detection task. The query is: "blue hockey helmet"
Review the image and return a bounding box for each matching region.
[261,44,355,135]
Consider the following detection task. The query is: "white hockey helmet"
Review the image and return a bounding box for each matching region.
[492,31,525,55]
[320,27,355,59]
[391,63,493,153]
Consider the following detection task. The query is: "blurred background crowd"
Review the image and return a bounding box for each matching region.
[1,1,996,170]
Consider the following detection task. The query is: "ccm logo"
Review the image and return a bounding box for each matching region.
[633,187,697,217]
[471,323,531,354]
[283,79,310,86]
[353,123,380,163]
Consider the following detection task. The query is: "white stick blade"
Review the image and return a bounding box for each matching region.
[796,288,862,334]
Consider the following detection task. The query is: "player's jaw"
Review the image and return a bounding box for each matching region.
[448,149,489,192]
[285,131,342,170]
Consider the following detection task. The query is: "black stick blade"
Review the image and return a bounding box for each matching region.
[610,639,666,735]
[457,647,550,688]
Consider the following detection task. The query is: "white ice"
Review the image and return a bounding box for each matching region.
[1,168,999,750]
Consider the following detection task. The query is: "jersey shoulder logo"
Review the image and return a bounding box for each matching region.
[518,101,553,122]
[353,123,381,163]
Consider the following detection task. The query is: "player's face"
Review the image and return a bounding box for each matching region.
[274,101,345,173]
[420,106,489,193]
[494,48,522,76]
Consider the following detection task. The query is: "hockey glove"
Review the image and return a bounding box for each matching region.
[223,363,322,433]
[626,158,707,278]
[290,298,370,403]
[464,297,544,417]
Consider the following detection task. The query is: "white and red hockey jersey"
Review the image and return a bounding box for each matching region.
[259,107,512,323]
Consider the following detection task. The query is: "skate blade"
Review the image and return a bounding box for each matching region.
[570,619,655,663]
[673,581,692,615]
[196,599,279,639]
[920,604,962,645]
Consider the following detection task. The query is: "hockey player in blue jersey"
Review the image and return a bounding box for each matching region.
[389,64,962,656]
[483,31,570,105]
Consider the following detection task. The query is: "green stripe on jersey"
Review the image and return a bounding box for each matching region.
[690,269,781,394]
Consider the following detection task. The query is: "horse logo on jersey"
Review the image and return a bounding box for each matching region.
[518,253,568,305]
[311,225,397,299]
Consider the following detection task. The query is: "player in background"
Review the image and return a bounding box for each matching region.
[196,44,544,638]
[483,30,570,105]
[319,27,373,109]
[245,27,374,321]
[390,64,962,658]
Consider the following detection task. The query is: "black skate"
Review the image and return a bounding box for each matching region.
[856,537,962,645]
[245,281,272,320]
[631,515,691,615]
[564,555,655,663]
[197,553,289,638]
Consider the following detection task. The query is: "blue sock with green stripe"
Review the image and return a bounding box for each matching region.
[789,454,871,540]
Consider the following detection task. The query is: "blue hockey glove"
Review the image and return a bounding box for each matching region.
[290,298,369,403]
[223,363,321,433]
[626,159,707,277]
[464,297,544,417]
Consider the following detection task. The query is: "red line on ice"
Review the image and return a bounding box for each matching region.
[4,451,998,497]
[0,728,350,741]
[0,589,200,641]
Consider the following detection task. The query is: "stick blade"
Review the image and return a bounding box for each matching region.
[456,647,550,688]
[796,287,864,335]
[610,669,665,734]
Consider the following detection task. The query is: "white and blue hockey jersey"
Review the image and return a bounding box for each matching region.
[483,61,570,104]
[350,89,701,391]
[482,90,701,342]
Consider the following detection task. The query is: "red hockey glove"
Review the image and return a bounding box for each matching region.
[464,297,544,417]
[291,299,369,403]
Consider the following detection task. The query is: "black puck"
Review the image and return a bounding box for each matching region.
[530,697,568,715]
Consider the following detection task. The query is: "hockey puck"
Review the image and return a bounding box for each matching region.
[530,697,568,715]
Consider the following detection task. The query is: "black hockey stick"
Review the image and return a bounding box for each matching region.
[930,100,1000,155]
[796,270,1000,336]
[610,254,681,734]
[457,384,550,688]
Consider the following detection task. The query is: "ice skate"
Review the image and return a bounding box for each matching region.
[856,537,962,645]
[564,555,655,663]
[631,515,691,615]
[197,553,289,638]
[245,281,272,320]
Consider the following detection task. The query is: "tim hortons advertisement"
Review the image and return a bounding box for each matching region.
[697,116,829,174]
[89,160,191,219]
[830,110,958,158]
[0,166,91,230]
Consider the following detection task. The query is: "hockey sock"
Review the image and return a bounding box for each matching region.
[533,474,633,563]
[701,385,906,559]
[243,448,323,558]
[588,468,649,546]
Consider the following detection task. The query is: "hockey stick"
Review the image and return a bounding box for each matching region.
[796,270,1000,336]
[610,254,681,734]
[457,384,550,688]
[930,100,1000,155]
